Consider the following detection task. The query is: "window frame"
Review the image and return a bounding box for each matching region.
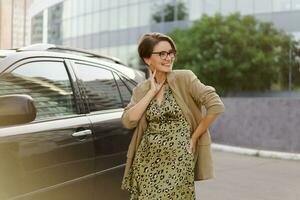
[69,60,126,114]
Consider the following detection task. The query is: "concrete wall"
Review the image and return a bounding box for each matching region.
[211,97,300,153]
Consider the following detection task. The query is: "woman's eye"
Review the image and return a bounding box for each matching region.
[160,52,167,56]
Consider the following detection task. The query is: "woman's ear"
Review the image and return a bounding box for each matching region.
[144,57,151,66]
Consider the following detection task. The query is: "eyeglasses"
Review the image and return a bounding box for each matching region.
[151,50,176,60]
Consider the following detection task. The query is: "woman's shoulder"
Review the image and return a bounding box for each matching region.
[171,69,197,80]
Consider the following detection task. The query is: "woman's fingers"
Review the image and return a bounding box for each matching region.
[148,68,153,78]
[150,69,157,87]
[187,139,195,154]
[152,69,157,81]
[191,142,195,154]
[148,68,156,78]
[149,68,164,95]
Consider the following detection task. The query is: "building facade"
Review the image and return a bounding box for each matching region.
[0,0,33,49]
[29,0,300,66]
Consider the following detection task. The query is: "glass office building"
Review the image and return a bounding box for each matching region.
[30,0,300,66]
[0,0,33,49]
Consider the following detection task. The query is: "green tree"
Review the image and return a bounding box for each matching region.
[152,0,187,23]
[169,13,300,95]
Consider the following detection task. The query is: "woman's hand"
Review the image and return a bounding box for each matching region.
[187,136,197,154]
[148,68,164,96]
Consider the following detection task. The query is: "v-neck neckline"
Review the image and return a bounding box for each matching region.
[154,83,168,107]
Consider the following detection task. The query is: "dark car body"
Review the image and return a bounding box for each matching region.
[0,45,144,200]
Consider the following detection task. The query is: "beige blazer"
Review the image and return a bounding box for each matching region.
[121,69,225,181]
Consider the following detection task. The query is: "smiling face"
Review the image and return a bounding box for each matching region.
[144,41,175,73]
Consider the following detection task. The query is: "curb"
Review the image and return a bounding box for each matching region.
[211,143,300,161]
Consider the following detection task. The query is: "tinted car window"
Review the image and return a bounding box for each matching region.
[113,72,133,106]
[120,74,136,92]
[0,61,76,120]
[74,63,123,112]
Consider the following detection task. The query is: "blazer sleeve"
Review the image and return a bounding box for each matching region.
[121,86,140,129]
[187,70,225,115]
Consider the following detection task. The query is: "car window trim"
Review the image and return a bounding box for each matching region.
[68,58,137,84]
[3,57,65,72]
[119,74,135,93]
[112,72,126,107]
[64,59,86,114]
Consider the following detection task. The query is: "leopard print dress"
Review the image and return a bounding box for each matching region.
[122,83,196,200]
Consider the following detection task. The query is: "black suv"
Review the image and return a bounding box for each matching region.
[0,44,145,200]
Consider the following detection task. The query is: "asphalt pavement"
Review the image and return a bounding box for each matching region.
[195,150,300,200]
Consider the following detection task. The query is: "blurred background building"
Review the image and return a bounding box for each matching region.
[27,0,300,66]
[1,0,300,64]
[0,0,33,49]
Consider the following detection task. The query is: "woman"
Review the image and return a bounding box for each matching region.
[121,32,225,199]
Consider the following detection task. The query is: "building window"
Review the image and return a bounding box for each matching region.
[31,12,43,44]
[237,0,254,15]
[292,0,300,9]
[48,3,63,44]
[204,0,221,16]
[273,0,292,11]
[189,0,204,20]
[254,0,272,14]
[221,0,236,15]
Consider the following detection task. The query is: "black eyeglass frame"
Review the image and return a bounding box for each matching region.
[151,50,177,60]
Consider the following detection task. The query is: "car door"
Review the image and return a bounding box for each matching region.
[0,59,96,200]
[71,61,133,200]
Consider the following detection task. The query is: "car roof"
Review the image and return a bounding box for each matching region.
[0,44,144,82]
[0,43,125,65]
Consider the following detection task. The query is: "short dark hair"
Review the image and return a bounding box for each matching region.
[138,32,177,64]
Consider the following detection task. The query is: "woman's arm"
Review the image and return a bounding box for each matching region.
[186,70,225,153]
[188,113,220,153]
[122,69,164,129]
[192,113,220,140]
[122,90,155,129]
[188,71,225,116]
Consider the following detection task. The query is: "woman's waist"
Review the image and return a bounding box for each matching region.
[146,120,189,132]
[147,119,181,125]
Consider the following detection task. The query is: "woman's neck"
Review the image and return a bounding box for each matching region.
[155,71,167,84]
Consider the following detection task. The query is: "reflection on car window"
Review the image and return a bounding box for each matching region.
[120,75,136,92]
[113,72,133,107]
[0,61,76,120]
[74,63,123,112]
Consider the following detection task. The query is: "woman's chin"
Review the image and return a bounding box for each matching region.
[163,66,173,72]
[160,69,172,73]
[156,65,173,73]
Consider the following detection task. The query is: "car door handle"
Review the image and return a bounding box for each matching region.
[72,130,92,137]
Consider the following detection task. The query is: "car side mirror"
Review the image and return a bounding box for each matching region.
[0,94,37,126]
